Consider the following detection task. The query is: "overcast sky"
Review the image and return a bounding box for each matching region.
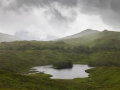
[0,0,120,40]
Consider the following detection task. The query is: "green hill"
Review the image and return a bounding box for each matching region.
[61,29,99,39]
[60,30,120,47]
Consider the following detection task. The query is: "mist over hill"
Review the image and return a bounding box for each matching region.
[14,30,40,40]
[0,32,22,43]
[14,29,100,41]
[14,30,58,41]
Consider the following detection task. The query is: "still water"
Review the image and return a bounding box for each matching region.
[32,64,92,79]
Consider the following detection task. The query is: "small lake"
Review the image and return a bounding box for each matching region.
[32,64,92,79]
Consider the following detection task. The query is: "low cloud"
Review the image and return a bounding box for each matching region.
[1,0,120,40]
[80,0,120,30]
[0,0,78,23]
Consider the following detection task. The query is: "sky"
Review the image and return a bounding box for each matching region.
[0,0,120,40]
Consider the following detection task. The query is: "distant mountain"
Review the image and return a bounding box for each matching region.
[14,30,58,41]
[0,32,22,43]
[63,29,100,39]
[14,30,40,40]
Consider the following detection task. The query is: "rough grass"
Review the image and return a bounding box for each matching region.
[0,70,97,90]
[0,50,88,72]
[88,67,120,90]
[61,30,120,47]
[0,67,120,90]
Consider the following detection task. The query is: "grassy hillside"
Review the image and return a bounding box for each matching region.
[61,32,100,46]
[88,51,120,67]
[0,33,120,72]
[60,30,120,47]
[62,29,99,39]
[0,30,120,89]
[0,50,88,72]
[86,67,120,90]
[0,40,70,50]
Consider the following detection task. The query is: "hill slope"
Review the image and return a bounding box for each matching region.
[60,30,120,47]
[0,32,22,43]
[62,29,100,39]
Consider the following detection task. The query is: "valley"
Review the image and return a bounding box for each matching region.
[0,29,120,90]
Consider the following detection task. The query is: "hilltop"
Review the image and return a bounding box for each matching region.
[60,30,120,47]
[62,29,100,39]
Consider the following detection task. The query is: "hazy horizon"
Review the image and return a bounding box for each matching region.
[1,0,120,40]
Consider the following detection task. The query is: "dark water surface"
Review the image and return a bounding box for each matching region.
[33,64,92,79]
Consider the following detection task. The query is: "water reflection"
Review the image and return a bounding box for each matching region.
[33,64,92,79]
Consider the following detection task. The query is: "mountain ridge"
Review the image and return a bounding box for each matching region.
[62,29,100,39]
[59,30,120,47]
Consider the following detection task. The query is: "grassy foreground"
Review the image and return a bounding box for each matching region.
[87,67,120,90]
[0,67,120,90]
[0,70,90,90]
[0,50,120,90]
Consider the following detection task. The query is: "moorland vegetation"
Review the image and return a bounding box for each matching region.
[0,30,120,90]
